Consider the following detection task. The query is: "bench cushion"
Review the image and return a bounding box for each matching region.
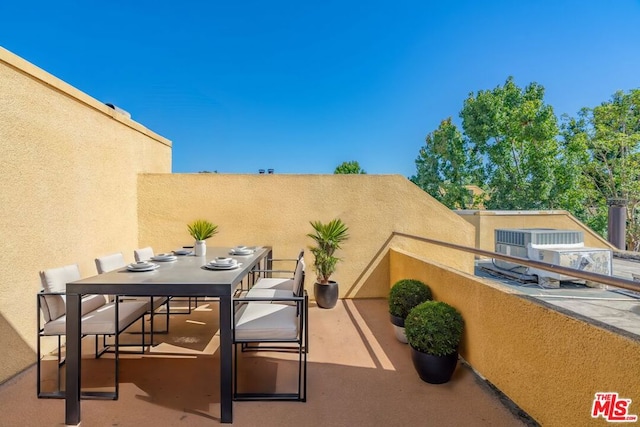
[252,277,294,291]
[81,294,108,316]
[234,303,298,341]
[42,300,147,336]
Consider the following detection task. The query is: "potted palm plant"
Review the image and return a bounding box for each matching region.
[405,301,464,384]
[388,279,432,343]
[187,219,218,256]
[307,218,349,309]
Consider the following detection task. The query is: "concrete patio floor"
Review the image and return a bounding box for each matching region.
[0,299,530,426]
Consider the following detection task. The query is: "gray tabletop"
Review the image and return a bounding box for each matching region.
[66,246,272,296]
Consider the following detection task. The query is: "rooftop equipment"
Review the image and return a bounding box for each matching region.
[494,228,612,288]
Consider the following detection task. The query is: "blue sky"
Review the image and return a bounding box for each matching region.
[2,1,639,176]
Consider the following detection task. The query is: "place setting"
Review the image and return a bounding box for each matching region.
[151,252,178,262]
[204,257,242,271]
[229,245,255,256]
[173,248,194,256]
[126,261,160,272]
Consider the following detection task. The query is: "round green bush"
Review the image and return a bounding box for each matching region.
[405,301,464,357]
[388,279,432,319]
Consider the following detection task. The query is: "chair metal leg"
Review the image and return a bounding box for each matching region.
[115,302,119,399]
[149,299,155,347]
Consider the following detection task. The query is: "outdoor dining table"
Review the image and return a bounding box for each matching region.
[64,246,272,425]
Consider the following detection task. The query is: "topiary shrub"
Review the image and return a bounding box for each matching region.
[405,301,464,357]
[388,279,433,319]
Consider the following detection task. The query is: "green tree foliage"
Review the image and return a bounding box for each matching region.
[410,118,484,208]
[561,89,640,249]
[334,161,367,174]
[460,76,568,210]
[412,76,640,249]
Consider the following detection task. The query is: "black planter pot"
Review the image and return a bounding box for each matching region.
[409,346,458,384]
[389,314,405,327]
[314,281,338,309]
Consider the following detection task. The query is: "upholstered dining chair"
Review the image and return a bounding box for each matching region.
[240,255,308,353]
[133,246,154,262]
[244,257,305,302]
[37,264,148,399]
[95,252,170,344]
[232,287,308,401]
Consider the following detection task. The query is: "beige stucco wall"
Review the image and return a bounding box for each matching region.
[137,174,476,299]
[390,248,640,427]
[457,210,614,253]
[0,47,172,383]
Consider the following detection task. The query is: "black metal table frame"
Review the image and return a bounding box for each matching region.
[64,246,272,425]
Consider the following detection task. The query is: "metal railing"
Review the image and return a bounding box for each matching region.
[393,232,640,293]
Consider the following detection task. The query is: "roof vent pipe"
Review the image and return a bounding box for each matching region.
[105,103,131,119]
[607,198,627,250]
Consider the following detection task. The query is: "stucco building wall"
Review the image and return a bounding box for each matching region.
[0,48,172,383]
[137,173,476,300]
[390,247,639,427]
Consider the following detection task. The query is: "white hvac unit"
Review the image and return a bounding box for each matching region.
[494,228,612,287]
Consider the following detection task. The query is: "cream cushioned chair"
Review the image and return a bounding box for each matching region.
[232,295,308,401]
[134,246,154,262]
[232,255,308,402]
[37,264,148,399]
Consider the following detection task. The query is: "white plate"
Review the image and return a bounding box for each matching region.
[205,263,242,270]
[173,249,193,255]
[128,262,154,269]
[208,260,238,267]
[127,264,159,272]
[151,255,177,262]
[230,249,253,255]
[214,257,234,264]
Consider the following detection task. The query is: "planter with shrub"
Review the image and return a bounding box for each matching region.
[388,279,432,343]
[405,300,464,384]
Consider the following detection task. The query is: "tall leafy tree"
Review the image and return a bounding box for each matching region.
[334,161,367,174]
[561,89,640,249]
[460,76,564,210]
[411,118,483,208]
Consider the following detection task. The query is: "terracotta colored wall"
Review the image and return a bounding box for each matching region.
[0,48,171,383]
[137,174,476,299]
[390,248,640,427]
[457,210,614,252]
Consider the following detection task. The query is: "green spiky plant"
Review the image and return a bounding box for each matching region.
[187,219,218,241]
[307,218,349,284]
